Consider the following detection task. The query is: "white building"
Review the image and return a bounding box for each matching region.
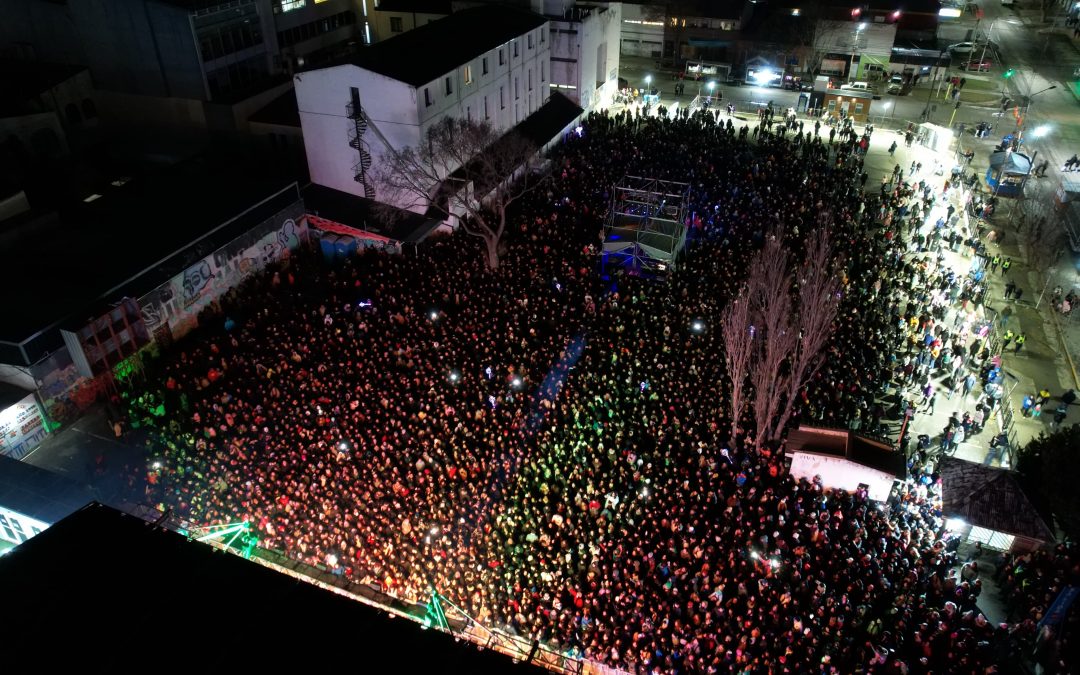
[815,19,897,82]
[546,3,622,111]
[618,2,665,58]
[296,4,552,209]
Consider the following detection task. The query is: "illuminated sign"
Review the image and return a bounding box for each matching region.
[939,7,962,17]
[0,393,49,461]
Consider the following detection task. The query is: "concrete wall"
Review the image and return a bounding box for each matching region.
[0,113,69,160]
[96,90,209,131]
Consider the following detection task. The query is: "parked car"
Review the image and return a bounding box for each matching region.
[960,59,992,72]
[887,74,908,95]
[948,42,975,55]
[782,80,812,91]
[950,40,997,55]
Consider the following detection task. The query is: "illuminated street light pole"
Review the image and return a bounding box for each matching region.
[850,23,867,81]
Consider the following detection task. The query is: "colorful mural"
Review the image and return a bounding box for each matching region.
[138,201,307,340]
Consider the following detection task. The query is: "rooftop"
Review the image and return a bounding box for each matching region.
[0,60,87,116]
[374,0,452,13]
[0,154,298,354]
[0,502,552,673]
[347,5,547,87]
[248,88,301,127]
[0,455,96,525]
[512,91,583,149]
[303,183,441,243]
[940,457,1055,541]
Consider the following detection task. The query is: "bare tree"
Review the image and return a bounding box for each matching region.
[1017,181,1068,306]
[373,117,542,270]
[770,227,842,439]
[748,234,797,446]
[720,291,755,445]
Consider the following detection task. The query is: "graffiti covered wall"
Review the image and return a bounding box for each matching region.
[138,200,307,340]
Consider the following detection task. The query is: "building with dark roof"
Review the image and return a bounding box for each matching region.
[296,5,554,208]
[348,5,548,87]
[373,0,454,41]
[0,0,366,133]
[0,156,300,367]
[940,457,1055,552]
[0,502,555,673]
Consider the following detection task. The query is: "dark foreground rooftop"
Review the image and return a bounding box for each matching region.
[0,502,549,673]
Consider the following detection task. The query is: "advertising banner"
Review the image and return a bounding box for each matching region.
[0,393,49,460]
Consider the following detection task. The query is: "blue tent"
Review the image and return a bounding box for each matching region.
[985,150,1032,198]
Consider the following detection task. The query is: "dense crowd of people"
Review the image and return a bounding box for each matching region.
[126,107,1058,673]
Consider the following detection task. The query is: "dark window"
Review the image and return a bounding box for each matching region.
[424,88,433,106]
[65,102,81,126]
[482,57,488,75]
[390,16,403,32]
[444,76,452,95]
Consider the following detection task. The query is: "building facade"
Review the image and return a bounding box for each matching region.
[547,4,621,110]
[0,0,366,130]
[296,5,550,209]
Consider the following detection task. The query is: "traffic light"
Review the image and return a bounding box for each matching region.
[1003,68,1016,79]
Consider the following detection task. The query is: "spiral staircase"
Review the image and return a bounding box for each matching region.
[346,100,375,199]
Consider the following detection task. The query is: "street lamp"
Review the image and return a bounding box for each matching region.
[850,23,867,81]
[975,19,999,72]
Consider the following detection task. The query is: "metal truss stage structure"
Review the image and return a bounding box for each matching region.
[603,175,691,274]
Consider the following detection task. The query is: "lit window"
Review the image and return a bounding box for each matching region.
[464,65,473,85]
[390,16,403,32]
[280,0,305,12]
